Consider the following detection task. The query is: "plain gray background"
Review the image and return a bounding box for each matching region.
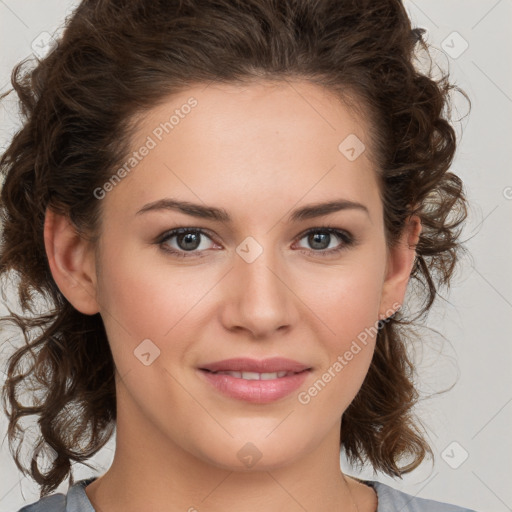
[0,1,511,511]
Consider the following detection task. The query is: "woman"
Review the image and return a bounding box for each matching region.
[0,0,475,510]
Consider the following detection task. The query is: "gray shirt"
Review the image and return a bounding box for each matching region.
[17,477,478,511]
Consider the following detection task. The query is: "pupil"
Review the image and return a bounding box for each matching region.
[180,232,200,251]
[310,232,329,250]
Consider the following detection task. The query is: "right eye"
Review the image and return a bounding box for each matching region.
[157,228,218,258]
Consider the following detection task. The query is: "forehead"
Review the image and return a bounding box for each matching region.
[102,79,381,224]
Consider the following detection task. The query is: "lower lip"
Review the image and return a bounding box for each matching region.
[198,369,310,403]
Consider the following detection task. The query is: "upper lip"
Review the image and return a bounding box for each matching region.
[199,357,311,373]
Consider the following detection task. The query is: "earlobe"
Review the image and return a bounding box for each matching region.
[43,207,100,315]
[378,215,422,320]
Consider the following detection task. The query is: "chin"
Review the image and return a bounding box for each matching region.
[192,431,313,472]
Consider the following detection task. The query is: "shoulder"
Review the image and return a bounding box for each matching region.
[16,493,66,512]
[364,480,479,512]
[15,478,97,512]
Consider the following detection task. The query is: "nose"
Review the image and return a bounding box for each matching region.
[219,244,299,339]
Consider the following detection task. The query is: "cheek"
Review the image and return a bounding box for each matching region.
[95,245,219,363]
[303,255,386,341]
[298,254,385,398]
[298,277,381,419]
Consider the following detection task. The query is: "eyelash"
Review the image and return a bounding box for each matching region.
[156,225,356,259]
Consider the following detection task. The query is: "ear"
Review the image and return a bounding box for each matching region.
[378,214,422,320]
[43,207,100,315]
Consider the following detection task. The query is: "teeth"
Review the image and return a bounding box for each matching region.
[242,371,264,380]
[215,370,293,379]
[216,371,243,378]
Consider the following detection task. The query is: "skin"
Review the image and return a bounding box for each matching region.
[44,79,421,512]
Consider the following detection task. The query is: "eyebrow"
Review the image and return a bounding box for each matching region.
[135,198,370,223]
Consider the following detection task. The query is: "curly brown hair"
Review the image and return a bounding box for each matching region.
[1,0,470,499]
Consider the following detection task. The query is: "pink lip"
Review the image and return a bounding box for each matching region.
[198,358,312,403]
[199,357,311,404]
[198,369,310,403]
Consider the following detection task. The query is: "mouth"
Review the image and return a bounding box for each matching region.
[197,358,312,403]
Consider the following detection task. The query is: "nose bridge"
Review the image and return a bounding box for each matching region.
[225,234,296,335]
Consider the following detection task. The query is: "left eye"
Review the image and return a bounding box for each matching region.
[294,227,353,255]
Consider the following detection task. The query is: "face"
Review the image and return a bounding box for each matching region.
[51,80,415,472]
